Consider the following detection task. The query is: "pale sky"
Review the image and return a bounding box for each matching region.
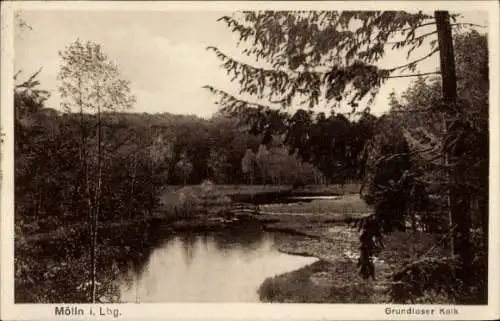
[14,10,488,118]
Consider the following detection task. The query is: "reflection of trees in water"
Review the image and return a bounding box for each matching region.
[204,225,271,254]
[95,220,176,301]
[174,230,268,267]
[105,221,299,302]
[179,233,198,267]
[101,220,171,284]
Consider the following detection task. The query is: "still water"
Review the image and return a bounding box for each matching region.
[118,229,317,302]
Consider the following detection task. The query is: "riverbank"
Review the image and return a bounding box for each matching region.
[258,224,390,303]
[255,215,449,303]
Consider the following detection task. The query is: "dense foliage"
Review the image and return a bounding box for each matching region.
[359,30,488,303]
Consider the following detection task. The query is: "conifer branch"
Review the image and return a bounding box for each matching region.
[202,85,273,112]
[399,22,437,33]
[388,48,440,72]
[389,30,438,48]
[18,67,44,88]
[451,22,486,28]
[386,71,441,79]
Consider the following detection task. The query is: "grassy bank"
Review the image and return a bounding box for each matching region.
[259,260,376,303]
[257,222,450,303]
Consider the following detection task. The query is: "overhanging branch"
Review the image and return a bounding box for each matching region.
[386,71,441,79]
[451,22,486,28]
[388,48,440,72]
[399,22,437,33]
[210,45,440,80]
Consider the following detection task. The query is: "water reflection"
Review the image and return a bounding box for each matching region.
[118,229,317,302]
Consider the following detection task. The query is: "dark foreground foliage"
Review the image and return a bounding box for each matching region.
[358,31,488,304]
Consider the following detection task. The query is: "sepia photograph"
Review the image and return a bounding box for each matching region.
[1,1,499,320]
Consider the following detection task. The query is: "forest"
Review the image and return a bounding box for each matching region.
[13,10,488,305]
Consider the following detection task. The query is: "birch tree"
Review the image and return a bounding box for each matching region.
[58,39,135,302]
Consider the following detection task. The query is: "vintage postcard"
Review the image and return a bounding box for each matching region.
[1,1,499,320]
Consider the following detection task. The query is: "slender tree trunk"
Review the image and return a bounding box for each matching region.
[435,11,472,269]
[441,113,454,256]
[77,79,89,221]
[76,76,95,301]
[91,83,103,303]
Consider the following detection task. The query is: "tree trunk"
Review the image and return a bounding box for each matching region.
[441,112,454,256]
[435,11,472,269]
[91,84,103,303]
[76,76,95,301]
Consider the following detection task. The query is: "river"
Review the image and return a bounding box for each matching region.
[117,229,318,302]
